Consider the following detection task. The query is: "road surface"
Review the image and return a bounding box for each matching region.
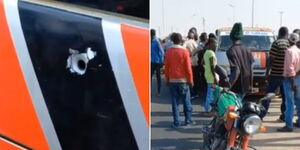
[151,76,300,150]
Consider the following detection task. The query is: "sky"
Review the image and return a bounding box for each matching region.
[151,0,300,38]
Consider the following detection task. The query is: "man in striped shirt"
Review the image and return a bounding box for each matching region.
[261,27,290,121]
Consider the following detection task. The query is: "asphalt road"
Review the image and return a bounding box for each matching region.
[151,76,300,150]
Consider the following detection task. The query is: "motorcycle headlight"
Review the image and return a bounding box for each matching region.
[243,115,262,135]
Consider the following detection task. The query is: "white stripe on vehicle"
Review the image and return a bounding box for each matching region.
[102,20,149,150]
[4,0,62,149]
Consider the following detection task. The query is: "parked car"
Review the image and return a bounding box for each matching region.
[216,27,276,95]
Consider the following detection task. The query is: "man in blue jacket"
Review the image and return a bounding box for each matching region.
[151,29,164,96]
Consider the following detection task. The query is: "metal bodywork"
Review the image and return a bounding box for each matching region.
[0,0,149,149]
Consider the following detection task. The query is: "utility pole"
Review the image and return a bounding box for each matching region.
[162,0,165,37]
[158,27,161,38]
[252,0,254,27]
[202,17,206,32]
[279,11,284,27]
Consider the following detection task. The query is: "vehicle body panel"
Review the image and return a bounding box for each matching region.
[0,0,149,149]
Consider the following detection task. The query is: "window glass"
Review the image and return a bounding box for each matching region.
[55,0,149,19]
[218,35,275,51]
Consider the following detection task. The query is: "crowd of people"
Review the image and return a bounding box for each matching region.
[151,22,300,132]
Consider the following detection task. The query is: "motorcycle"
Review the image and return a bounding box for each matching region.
[202,85,275,150]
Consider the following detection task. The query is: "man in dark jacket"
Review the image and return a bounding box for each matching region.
[226,23,254,99]
[197,32,208,97]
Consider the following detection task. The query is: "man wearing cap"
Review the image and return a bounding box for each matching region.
[226,23,254,99]
[278,33,300,132]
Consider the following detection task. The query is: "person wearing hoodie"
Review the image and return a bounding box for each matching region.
[226,23,254,99]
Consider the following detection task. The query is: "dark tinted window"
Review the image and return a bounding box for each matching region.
[55,0,149,19]
[218,35,275,51]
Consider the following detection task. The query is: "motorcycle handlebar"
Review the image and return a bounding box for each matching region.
[258,93,276,103]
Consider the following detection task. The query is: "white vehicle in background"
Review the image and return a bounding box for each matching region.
[216,27,276,95]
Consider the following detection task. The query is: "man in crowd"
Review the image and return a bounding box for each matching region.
[261,27,289,121]
[208,33,217,40]
[293,29,300,49]
[278,33,300,132]
[184,29,199,98]
[198,32,208,98]
[203,38,218,116]
[151,29,164,97]
[164,33,175,51]
[189,27,199,42]
[198,32,208,51]
[164,33,194,128]
[226,23,253,99]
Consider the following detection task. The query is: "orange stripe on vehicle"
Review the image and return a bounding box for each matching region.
[0,138,25,150]
[260,52,266,68]
[120,24,149,125]
[0,1,49,149]
[252,52,266,68]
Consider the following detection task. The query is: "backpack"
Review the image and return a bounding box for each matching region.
[213,86,242,117]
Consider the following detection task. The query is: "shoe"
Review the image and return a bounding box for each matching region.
[156,93,160,97]
[200,111,215,117]
[206,111,215,117]
[184,121,197,126]
[191,95,199,100]
[294,123,300,128]
[276,118,284,123]
[171,124,180,129]
[277,126,293,132]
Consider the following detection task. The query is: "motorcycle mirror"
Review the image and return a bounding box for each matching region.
[265,93,276,99]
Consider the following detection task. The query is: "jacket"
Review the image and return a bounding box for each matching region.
[164,45,193,84]
[151,37,164,64]
[183,39,199,66]
[227,41,254,94]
